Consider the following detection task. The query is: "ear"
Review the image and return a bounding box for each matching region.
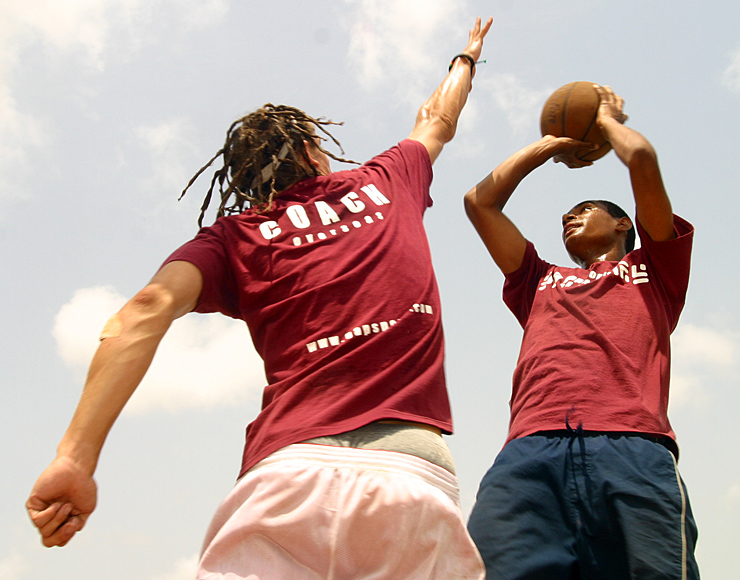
[302,139,321,169]
[615,216,632,233]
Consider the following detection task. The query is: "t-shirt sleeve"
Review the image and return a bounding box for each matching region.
[502,241,550,328]
[363,139,433,213]
[161,223,241,319]
[635,214,694,327]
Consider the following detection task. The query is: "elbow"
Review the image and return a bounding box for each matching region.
[463,189,477,213]
[434,114,457,144]
[436,115,457,143]
[417,106,457,145]
[463,188,485,223]
[124,284,179,332]
[132,284,176,312]
[623,138,658,171]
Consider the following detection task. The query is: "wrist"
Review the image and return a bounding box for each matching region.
[57,437,100,476]
[448,53,476,72]
[596,115,623,135]
[534,136,561,159]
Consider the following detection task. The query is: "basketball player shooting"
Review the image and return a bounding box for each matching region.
[463,85,700,579]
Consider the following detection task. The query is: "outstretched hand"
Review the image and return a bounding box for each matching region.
[27,456,97,547]
[409,15,493,163]
[463,17,494,65]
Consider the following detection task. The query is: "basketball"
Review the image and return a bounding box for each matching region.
[540,81,611,161]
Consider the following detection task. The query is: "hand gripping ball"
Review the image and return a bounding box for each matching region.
[540,81,611,161]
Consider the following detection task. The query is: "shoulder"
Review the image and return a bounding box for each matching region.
[364,140,432,176]
[505,241,547,279]
[637,213,693,243]
[635,213,693,260]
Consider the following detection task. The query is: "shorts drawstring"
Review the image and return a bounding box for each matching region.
[565,408,595,538]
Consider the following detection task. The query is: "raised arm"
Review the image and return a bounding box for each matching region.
[595,85,675,242]
[464,136,593,273]
[26,260,202,547]
[408,17,493,164]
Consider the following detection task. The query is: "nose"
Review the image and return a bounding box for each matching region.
[562,213,576,227]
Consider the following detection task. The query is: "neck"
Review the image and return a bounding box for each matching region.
[572,245,626,268]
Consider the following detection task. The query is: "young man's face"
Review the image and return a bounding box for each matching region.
[561,202,622,262]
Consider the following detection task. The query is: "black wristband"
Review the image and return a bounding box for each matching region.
[448,53,476,72]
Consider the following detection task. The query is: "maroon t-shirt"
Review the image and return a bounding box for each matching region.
[502,216,693,448]
[164,139,452,477]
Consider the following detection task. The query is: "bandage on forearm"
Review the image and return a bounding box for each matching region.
[100,313,123,340]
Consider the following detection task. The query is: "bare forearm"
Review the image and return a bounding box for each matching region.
[600,118,675,240]
[27,262,201,547]
[464,140,555,274]
[464,135,592,273]
[408,17,492,162]
[599,117,656,168]
[56,286,177,474]
[467,137,558,211]
[414,61,473,147]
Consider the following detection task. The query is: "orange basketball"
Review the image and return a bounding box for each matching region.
[540,81,611,161]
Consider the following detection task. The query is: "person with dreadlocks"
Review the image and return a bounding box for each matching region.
[463,85,699,579]
[27,17,492,580]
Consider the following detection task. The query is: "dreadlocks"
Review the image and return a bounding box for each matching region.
[180,104,358,227]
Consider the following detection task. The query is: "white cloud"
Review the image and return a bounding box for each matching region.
[10,0,112,68]
[1,0,230,68]
[0,0,230,214]
[0,0,126,190]
[53,286,265,414]
[0,551,29,580]
[344,0,467,106]
[477,74,553,137]
[672,323,737,367]
[150,554,199,580]
[722,46,740,93]
[53,286,128,370]
[669,323,740,409]
[126,308,264,414]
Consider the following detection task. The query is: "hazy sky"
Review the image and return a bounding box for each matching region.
[2,1,739,579]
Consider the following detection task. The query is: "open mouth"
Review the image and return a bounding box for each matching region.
[563,223,580,237]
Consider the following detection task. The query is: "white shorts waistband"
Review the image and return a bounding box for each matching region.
[246,443,461,503]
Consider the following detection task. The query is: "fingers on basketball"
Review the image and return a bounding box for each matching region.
[540,81,613,162]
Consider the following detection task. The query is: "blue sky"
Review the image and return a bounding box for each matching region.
[2,1,740,578]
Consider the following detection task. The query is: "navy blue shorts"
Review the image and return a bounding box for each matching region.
[467,432,699,580]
